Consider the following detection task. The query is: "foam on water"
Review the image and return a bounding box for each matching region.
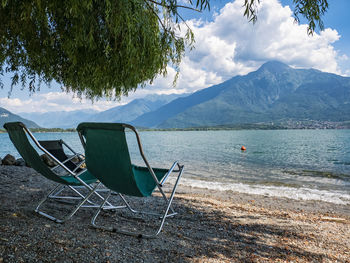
[178,178,350,205]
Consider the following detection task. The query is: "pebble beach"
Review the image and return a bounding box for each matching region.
[0,165,349,262]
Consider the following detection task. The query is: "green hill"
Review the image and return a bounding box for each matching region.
[132,61,350,128]
[0,107,40,128]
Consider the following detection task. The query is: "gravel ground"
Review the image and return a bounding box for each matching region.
[0,166,349,263]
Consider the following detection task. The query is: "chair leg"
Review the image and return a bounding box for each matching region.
[118,193,177,218]
[67,185,101,207]
[91,165,184,238]
[48,185,66,199]
[35,183,101,223]
[48,185,95,206]
[152,165,183,237]
[35,184,62,221]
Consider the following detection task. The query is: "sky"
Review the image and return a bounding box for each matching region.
[1,0,350,114]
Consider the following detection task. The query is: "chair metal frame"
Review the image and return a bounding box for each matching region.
[39,139,86,174]
[78,123,184,238]
[16,124,118,223]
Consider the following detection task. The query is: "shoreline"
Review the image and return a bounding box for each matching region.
[0,166,349,262]
[177,185,350,218]
[176,176,350,206]
[2,126,350,134]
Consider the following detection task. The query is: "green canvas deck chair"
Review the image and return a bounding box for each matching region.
[3,122,115,223]
[77,122,184,238]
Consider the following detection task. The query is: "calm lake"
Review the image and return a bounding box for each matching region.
[1,129,350,204]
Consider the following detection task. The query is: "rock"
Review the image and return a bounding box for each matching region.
[15,158,26,166]
[72,156,80,163]
[40,154,57,167]
[2,154,16,165]
[68,155,84,163]
[0,157,2,165]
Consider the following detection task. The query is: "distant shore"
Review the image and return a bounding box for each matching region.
[0,165,349,262]
[0,128,76,133]
[1,123,350,134]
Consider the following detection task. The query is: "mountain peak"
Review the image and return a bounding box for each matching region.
[132,62,350,128]
[258,61,290,73]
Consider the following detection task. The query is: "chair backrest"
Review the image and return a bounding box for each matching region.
[3,122,68,185]
[39,140,81,172]
[77,122,147,197]
[38,140,67,162]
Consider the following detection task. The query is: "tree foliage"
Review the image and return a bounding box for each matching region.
[0,0,202,99]
[0,0,328,99]
[243,0,329,35]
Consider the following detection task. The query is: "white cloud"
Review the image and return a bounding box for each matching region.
[0,92,118,113]
[150,0,344,94]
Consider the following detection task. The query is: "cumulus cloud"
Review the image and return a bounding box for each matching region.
[149,0,344,94]
[0,92,118,113]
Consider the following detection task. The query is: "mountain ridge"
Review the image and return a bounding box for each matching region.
[18,93,188,128]
[9,61,350,129]
[131,61,350,128]
[89,93,189,124]
[0,107,40,128]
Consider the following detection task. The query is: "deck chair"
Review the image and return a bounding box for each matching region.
[77,122,184,238]
[37,139,88,203]
[3,122,115,223]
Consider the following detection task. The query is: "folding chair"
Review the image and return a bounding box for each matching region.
[37,139,88,203]
[3,122,115,223]
[77,122,184,238]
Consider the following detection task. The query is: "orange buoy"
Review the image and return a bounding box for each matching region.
[241,146,246,151]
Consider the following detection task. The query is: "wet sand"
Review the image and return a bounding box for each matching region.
[0,166,349,262]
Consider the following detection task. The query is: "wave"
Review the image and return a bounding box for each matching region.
[177,178,350,205]
[284,169,350,182]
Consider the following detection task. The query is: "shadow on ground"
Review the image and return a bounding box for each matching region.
[0,166,347,262]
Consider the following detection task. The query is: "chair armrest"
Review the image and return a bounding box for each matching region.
[160,161,179,186]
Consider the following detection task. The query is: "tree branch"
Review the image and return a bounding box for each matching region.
[145,0,201,12]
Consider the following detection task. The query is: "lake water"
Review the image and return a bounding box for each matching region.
[1,129,350,204]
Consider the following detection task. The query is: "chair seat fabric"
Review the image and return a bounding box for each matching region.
[60,170,97,186]
[77,122,169,197]
[4,122,97,186]
[132,165,169,197]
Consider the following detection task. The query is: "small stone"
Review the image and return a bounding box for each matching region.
[68,155,80,163]
[2,154,16,165]
[15,158,26,166]
[68,154,84,164]
[40,154,57,167]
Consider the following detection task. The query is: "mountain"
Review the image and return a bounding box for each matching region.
[19,109,98,129]
[19,93,188,128]
[0,107,40,128]
[132,61,350,128]
[88,93,189,123]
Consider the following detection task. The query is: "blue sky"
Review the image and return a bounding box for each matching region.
[1,0,349,114]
